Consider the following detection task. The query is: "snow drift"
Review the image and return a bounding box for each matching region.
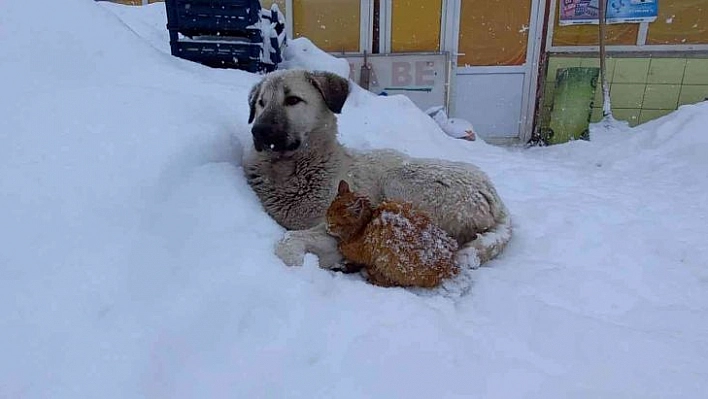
[1,1,707,398]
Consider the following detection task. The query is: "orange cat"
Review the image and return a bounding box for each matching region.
[325,180,459,288]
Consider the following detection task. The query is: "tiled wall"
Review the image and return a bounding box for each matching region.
[541,56,708,128]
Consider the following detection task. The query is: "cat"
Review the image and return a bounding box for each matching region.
[325,180,459,288]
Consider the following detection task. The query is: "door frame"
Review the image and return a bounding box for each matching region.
[443,0,546,143]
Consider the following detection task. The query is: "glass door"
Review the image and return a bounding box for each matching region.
[450,0,544,142]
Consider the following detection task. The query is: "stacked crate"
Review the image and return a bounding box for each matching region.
[165,0,285,72]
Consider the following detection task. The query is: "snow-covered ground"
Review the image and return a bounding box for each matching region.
[1,1,707,398]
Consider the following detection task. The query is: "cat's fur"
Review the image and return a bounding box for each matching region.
[326,180,459,288]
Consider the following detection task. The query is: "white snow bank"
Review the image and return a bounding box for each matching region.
[1,2,707,398]
[530,102,708,187]
[99,1,173,55]
[281,37,352,79]
[594,103,708,171]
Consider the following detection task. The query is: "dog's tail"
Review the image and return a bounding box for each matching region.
[456,204,512,269]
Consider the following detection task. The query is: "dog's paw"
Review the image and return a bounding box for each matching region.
[455,247,481,270]
[315,249,346,271]
[275,234,306,267]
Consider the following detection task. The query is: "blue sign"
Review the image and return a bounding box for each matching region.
[559,0,658,25]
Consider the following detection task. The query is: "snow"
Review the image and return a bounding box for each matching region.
[280,36,352,79]
[1,1,707,398]
[426,105,477,140]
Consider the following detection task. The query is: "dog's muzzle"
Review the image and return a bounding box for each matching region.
[251,123,301,153]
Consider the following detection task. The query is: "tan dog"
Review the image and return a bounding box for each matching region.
[326,180,458,288]
[244,69,511,270]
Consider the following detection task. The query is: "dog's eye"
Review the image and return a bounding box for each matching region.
[284,96,303,106]
[257,98,265,107]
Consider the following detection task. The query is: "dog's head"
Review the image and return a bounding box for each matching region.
[247,70,350,155]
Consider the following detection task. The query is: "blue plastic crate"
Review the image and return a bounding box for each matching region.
[164,0,285,72]
[171,39,263,71]
[166,0,261,38]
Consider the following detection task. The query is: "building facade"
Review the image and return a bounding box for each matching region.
[110,0,708,144]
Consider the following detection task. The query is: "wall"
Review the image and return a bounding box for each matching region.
[542,0,708,131]
[541,55,708,129]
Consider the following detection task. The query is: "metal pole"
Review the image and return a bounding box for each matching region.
[599,0,612,118]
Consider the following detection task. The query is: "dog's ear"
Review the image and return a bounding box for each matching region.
[247,80,263,124]
[337,180,350,195]
[307,71,350,114]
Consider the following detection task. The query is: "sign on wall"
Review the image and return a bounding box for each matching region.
[559,0,658,25]
[340,53,450,112]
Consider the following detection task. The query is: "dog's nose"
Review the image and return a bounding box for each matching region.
[251,122,296,152]
[251,123,270,139]
[251,123,274,152]
[252,122,288,140]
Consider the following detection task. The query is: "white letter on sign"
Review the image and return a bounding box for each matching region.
[392,62,413,86]
[415,61,435,86]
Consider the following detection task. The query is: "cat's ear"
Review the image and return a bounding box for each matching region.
[337,180,351,195]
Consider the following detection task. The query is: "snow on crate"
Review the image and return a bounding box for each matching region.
[253,3,287,69]
[1,2,708,399]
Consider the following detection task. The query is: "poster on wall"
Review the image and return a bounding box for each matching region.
[559,0,658,26]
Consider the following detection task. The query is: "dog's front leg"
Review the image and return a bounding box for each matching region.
[275,223,344,269]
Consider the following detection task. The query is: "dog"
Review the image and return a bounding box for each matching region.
[243,69,511,270]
